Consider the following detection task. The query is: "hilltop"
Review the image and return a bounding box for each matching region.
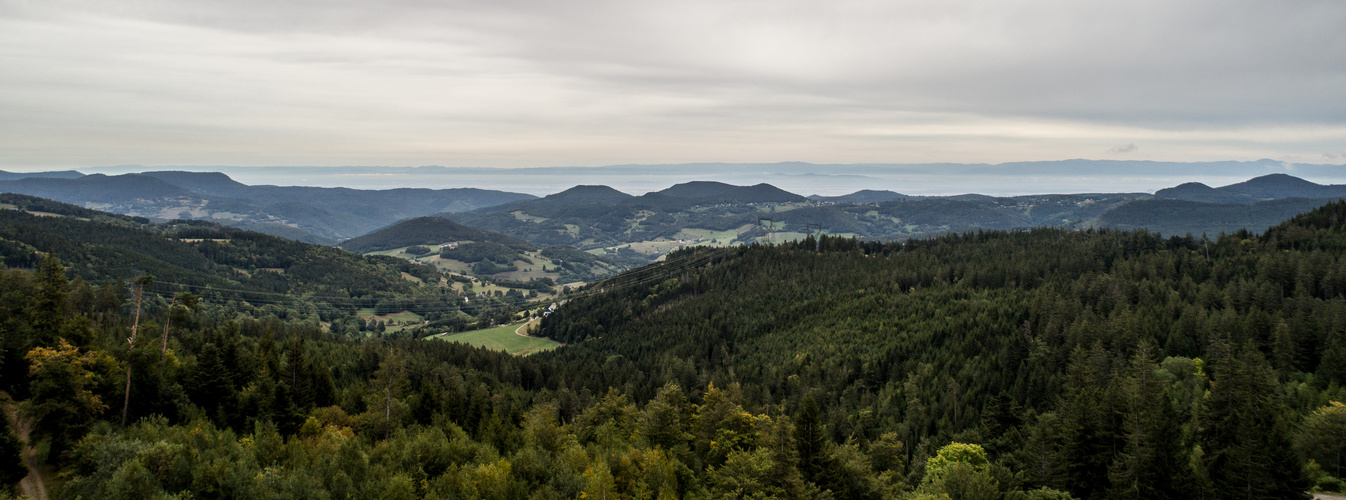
[338,214,649,285]
[809,189,910,203]
[1156,173,1346,204]
[338,216,530,253]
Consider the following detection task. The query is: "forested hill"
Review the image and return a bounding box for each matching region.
[338,216,532,253]
[0,193,517,334]
[444,175,1343,254]
[532,200,1346,498]
[1156,173,1346,203]
[1099,197,1336,236]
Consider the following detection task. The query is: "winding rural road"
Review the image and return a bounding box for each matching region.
[514,317,541,337]
[6,404,47,500]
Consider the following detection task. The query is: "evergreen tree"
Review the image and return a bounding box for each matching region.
[642,382,693,450]
[1108,342,1185,499]
[794,394,828,484]
[190,343,238,427]
[29,253,67,346]
[0,412,26,489]
[1200,342,1310,500]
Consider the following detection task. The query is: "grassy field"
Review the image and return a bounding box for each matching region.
[357,309,425,334]
[672,227,743,245]
[431,322,560,356]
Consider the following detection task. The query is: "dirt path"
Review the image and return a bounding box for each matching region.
[514,317,541,337]
[5,403,47,500]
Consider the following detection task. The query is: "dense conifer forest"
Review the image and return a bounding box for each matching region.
[2,198,1346,499]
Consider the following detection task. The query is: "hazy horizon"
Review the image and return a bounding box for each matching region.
[5,159,1339,197]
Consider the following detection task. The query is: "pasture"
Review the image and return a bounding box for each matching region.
[430,322,560,356]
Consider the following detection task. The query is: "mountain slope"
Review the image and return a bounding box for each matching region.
[1101,198,1336,236]
[1153,182,1253,204]
[0,194,435,302]
[1220,173,1346,199]
[531,203,1343,498]
[338,216,531,253]
[1156,173,1346,203]
[809,189,910,203]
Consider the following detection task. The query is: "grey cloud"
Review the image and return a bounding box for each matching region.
[1,0,1345,168]
[1110,144,1139,154]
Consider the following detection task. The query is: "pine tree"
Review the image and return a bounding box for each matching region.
[1200,342,1310,500]
[1058,344,1123,500]
[1108,342,1185,499]
[794,394,828,484]
[191,343,238,427]
[29,253,68,346]
[0,412,27,488]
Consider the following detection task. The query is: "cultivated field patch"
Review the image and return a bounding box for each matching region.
[431,322,560,356]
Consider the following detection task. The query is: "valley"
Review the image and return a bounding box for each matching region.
[0,174,1344,499]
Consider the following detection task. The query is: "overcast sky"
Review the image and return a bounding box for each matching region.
[2,0,1345,170]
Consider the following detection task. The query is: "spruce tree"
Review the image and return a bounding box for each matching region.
[794,394,828,484]
[1200,342,1310,500]
[0,413,26,489]
[1108,342,1185,499]
[29,253,68,346]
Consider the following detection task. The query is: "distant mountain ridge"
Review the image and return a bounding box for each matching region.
[7,168,1345,251]
[1156,173,1346,204]
[448,180,1155,250]
[0,169,85,181]
[809,190,910,204]
[445,174,1346,251]
[0,170,536,243]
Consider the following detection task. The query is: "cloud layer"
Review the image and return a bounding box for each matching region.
[2,0,1344,168]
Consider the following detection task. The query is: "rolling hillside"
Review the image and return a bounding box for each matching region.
[525,202,1346,499]
[450,182,1152,251]
[339,214,650,285]
[1099,198,1337,236]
